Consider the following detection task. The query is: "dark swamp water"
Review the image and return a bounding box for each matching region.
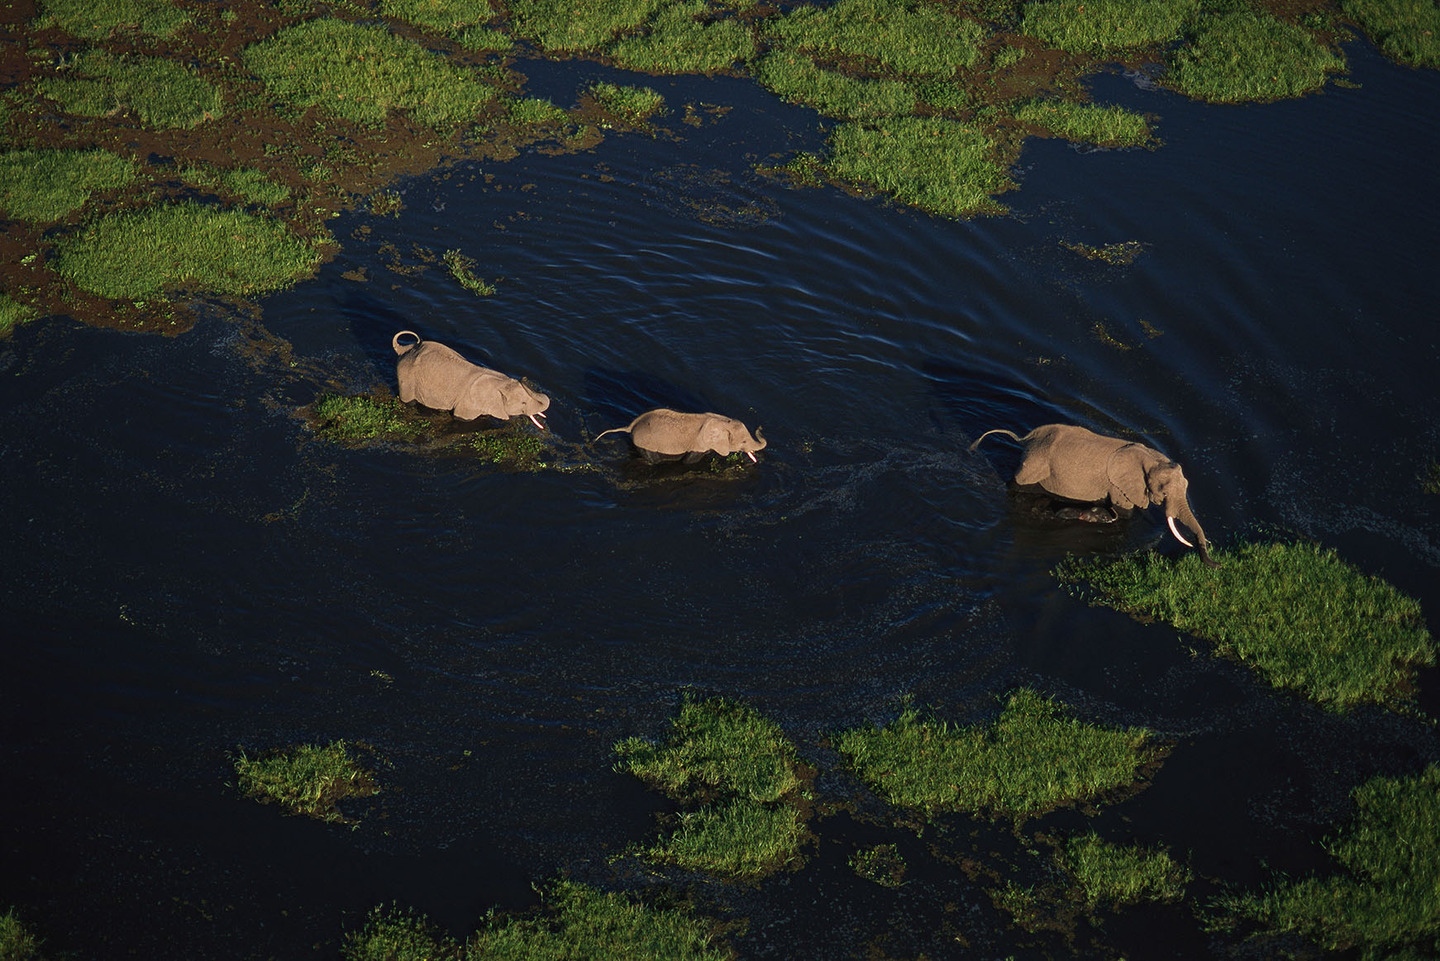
[3,38,1440,960]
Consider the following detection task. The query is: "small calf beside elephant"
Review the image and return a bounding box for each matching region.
[594,408,767,464]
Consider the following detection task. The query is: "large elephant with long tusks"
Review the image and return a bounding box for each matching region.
[595,408,766,464]
[392,331,549,429]
[971,423,1218,566]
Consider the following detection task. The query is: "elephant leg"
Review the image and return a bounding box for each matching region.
[682,451,708,465]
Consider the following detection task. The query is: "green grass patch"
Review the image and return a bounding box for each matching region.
[1210,763,1440,957]
[766,0,986,76]
[835,689,1164,821]
[0,294,39,337]
[39,50,222,128]
[51,201,324,300]
[182,164,292,206]
[455,430,555,470]
[382,0,499,41]
[243,19,498,128]
[0,907,45,961]
[1020,0,1198,53]
[851,843,907,887]
[34,0,192,37]
[507,0,669,52]
[607,2,757,73]
[1425,462,1440,495]
[234,740,378,824]
[1011,99,1153,148]
[1057,540,1435,712]
[1060,238,1146,264]
[586,82,667,127]
[0,148,137,222]
[641,798,809,879]
[1061,833,1191,909]
[753,50,918,120]
[505,96,571,128]
[313,393,428,444]
[825,116,1014,218]
[1343,0,1440,68]
[1167,9,1345,103]
[443,248,497,295]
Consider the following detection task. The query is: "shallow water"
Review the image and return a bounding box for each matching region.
[3,40,1439,959]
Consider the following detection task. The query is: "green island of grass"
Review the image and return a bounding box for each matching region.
[34,0,192,38]
[1021,0,1199,53]
[0,149,137,223]
[233,740,379,825]
[0,294,39,337]
[39,50,222,129]
[836,689,1165,821]
[1057,539,1435,713]
[1167,8,1347,104]
[0,907,46,961]
[1343,0,1440,68]
[1208,763,1440,958]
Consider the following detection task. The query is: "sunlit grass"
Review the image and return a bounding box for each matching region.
[1209,763,1440,957]
[766,0,986,76]
[39,50,221,128]
[443,248,497,295]
[382,0,496,37]
[1062,833,1191,909]
[1020,0,1198,52]
[836,689,1165,820]
[1167,9,1345,103]
[641,799,810,879]
[234,740,378,824]
[753,50,918,120]
[244,19,498,128]
[608,1,757,73]
[0,294,38,337]
[0,907,45,961]
[33,0,192,37]
[507,0,668,51]
[181,164,292,206]
[825,116,1014,218]
[313,393,427,443]
[1010,99,1153,148]
[0,148,137,222]
[586,82,667,127]
[51,201,324,300]
[1343,0,1440,68]
[1057,540,1435,712]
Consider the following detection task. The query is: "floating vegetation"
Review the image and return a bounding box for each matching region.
[1167,9,1346,103]
[765,0,986,76]
[233,740,379,825]
[33,0,193,38]
[586,82,667,128]
[836,690,1164,821]
[1060,239,1147,264]
[51,201,325,300]
[1021,0,1198,53]
[311,393,429,444]
[38,50,222,129]
[508,0,668,52]
[608,1,757,73]
[0,149,137,223]
[243,19,498,128]
[180,164,292,207]
[442,248,497,295]
[0,294,38,337]
[0,907,45,961]
[753,50,917,121]
[851,843,907,887]
[1011,100,1154,148]
[1061,833,1191,910]
[642,798,810,879]
[1343,0,1440,68]
[1209,763,1440,957]
[1058,539,1435,712]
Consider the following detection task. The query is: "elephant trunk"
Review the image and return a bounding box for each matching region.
[1168,502,1219,567]
[752,427,767,452]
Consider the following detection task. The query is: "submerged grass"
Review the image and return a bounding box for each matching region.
[0,294,38,337]
[443,248,497,295]
[1210,763,1440,957]
[851,843,907,887]
[1021,0,1198,53]
[51,201,324,300]
[1167,9,1345,103]
[0,148,137,222]
[1057,539,1435,712]
[1343,0,1440,68]
[234,740,378,824]
[836,689,1164,821]
[38,50,222,128]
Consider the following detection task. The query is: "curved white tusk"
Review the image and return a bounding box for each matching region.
[528,413,547,430]
[1167,515,1195,548]
[746,450,757,462]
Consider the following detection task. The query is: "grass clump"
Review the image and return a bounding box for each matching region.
[851,843,907,887]
[382,0,500,42]
[243,19,497,128]
[826,116,1014,218]
[753,50,917,120]
[1061,833,1191,909]
[39,50,222,128]
[0,908,45,961]
[51,201,323,300]
[835,689,1164,821]
[1057,539,1435,712]
[1020,0,1198,53]
[342,906,459,961]
[1011,99,1153,148]
[443,249,496,295]
[34,0,192,37]
[642,799,809,879]
[181,164,292,206]
[313,393,427,444]
[1425,462,1440,495]
[0,294,38,337]
[587,82,667,127]
[766,0,987,76]
[1210,763,1440,957]
[1167,9,1345,103]
[507,0,669,52]
[234,740,378,824]
[607,2,757,73]
[1343,0,1440,68]
[0,148,137,222]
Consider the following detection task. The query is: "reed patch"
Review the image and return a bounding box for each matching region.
[233,740,379,825]
[1011,99,1153,148]
[0,148,137,223]
[1166,9,1345,103]
[0,294,39,337]
[607,1,757,73]
[1020,0,1198,53]
[38,50,222,129]
[33,0,193,38]
[1342,0,1440,68]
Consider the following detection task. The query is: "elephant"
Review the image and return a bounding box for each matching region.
[392,331,549,428]
[970,423,1218,566]
[594,408,767,464]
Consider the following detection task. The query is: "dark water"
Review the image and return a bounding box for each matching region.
[3,41,1438,959]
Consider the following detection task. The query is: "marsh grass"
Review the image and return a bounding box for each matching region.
[34,0,192,37]
[234,740,378,824]
[766,0,986,76]
[313,393,428,444]
[1167,9,1344,103]
[1344,0,1440,68]
[753,51,917,120]
[181,164,292,206]
[0,294,38,337]
[1209,763,1440,956]
[826,117,1014,218]
[1020,0,1198,53]
[835,689,1164,820]
[607,2,757,73]
[1060,239,1146,264]
[1061,833,1191,909]
[0,908,44,961]
[52,201,323,300]
[1425,462,1440,495]
[443,248,496,295]
[642,799,810,879]
[39,50,222,128]
[1057,539,1435,712]
[1011,99,1153,148]
[851,843,907,887]
[0,148,136,222]
[586,82,667,128]
[507,0,668,51]
[244,19,497,128]
[382,0,498,40]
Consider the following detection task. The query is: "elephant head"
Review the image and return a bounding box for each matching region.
[594,408,767,463]
[1105,445,1216,566]
[392,330,549,429]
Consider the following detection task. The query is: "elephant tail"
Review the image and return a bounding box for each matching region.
[968,428,1024,451]
[592,424,634,442]
[393,330,421,356]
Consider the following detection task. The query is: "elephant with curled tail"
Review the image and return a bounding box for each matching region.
[595,408,766,464]
[971,423,1218,566]
[392,330,549,429]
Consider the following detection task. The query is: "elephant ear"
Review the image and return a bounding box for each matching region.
[697,420,730,454]
[1104,444,1153,509]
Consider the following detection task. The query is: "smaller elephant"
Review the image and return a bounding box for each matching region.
[971,423,1218,566]
[392,331,549,428]
[594,408,767,464]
